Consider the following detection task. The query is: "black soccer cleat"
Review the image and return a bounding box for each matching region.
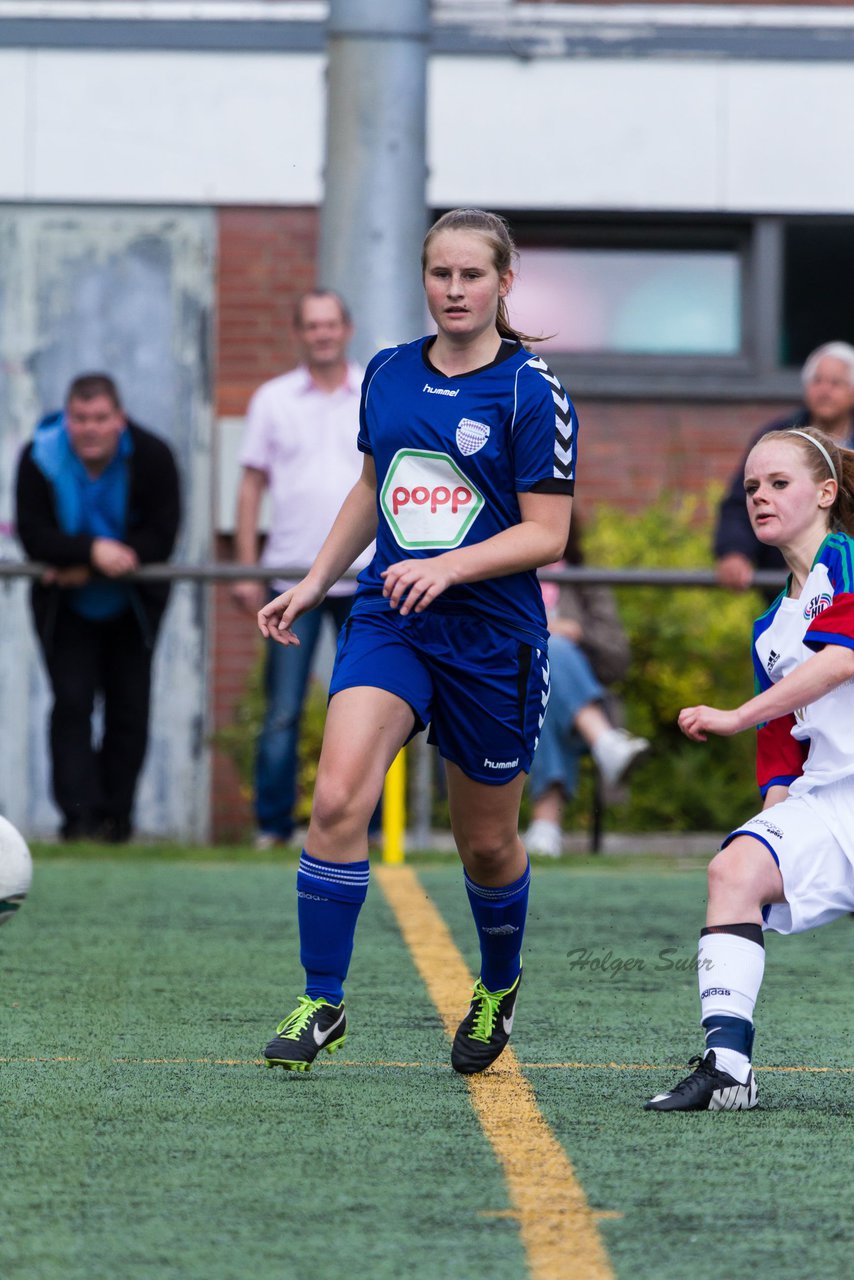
[451,972,521,1075]
[644,1050,758,1112]
[264,996,347,1072]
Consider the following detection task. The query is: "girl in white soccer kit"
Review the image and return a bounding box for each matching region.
[257,210,576,1074]
[647,426,854,1111]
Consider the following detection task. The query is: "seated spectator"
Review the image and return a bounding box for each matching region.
[524,519,648,858]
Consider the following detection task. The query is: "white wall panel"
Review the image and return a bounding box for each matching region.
[12,49,325,203]
[429,57,725,211]
[0,45,852,213]
[0,51,30,194]
[723,62,854,214]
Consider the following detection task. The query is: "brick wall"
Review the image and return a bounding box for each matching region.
[212,207,319,841]
[209,204,795,840]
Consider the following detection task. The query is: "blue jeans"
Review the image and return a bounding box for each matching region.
[254,593,354,839]
[528,634,604,802]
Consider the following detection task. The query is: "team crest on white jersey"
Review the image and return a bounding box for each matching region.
[455,418,490,457]
[803,592,832,621]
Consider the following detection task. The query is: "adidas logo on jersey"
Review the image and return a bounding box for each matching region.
[767,649,781,673]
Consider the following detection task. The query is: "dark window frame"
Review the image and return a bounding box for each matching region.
[498,211,805,402]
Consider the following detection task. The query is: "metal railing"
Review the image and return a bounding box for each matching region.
[0,560,788,590]
[0,557,785,852]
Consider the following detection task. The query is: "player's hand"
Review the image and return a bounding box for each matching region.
[678,704,742,741]
[550,617,583,643]
[41,565,92,588]
[381,555,458,616]
[231,579,265,616]
[91,537,139,577]
[258,579,323,645]
[715,553,755,591]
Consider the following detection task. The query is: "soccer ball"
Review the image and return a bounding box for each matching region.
[0,815,32,927]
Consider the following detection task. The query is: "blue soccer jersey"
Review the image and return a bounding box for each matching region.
[354,336,578,646]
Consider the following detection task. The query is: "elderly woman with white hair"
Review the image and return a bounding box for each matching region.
[714,340,854,594]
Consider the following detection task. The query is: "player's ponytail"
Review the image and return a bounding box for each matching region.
[769,426,854,536]
[422,209,545,347]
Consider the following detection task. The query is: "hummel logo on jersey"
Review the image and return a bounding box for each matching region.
[483,756,520,770]
[312,1009,346,1046]
[767,649,781,673]
[482,923,520,936]
[456,418,490,456]
[423,382,459,397]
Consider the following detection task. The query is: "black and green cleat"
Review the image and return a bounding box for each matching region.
[264,996,347,1072]
[451,972,521,1075]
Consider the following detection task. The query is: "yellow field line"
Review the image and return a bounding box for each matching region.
[375,863,614,1280]
[2,1057,849,1074]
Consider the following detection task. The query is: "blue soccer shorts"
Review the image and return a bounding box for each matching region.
[328,608,550,785]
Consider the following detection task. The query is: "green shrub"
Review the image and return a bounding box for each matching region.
[211,651,328,828]
[583,488,767,831]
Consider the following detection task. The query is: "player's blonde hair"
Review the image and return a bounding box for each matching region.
[421,209,543,346]
[763,426,854,536]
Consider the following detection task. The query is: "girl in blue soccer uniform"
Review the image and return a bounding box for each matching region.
[258,209,576,1073]
[646,427,854,1111]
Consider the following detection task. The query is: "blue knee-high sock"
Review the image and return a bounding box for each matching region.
[297,850,370,1004]
[464,859,530,993]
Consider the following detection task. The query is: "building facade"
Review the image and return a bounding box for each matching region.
[1,0,852,837]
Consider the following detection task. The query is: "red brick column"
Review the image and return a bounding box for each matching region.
[211,206,319,841]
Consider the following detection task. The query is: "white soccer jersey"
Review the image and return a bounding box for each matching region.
[753,532,854,795]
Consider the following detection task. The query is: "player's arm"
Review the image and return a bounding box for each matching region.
[381,490,572,616]
[231,466,268,615]
[259,456,378,643]
[679,642,854,741]
[762,784,790,809]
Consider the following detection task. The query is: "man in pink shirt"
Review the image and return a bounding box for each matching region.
[232,291,369,847]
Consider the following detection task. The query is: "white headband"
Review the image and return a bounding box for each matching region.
[787,430,838,485]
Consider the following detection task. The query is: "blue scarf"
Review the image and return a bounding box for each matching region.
[31,417,134,620]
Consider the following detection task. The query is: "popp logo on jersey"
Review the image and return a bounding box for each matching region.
[380,449,484,549]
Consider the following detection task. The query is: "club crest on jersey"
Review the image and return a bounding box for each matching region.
[455,418,490,457]
[803,592,832,621]
[380,449,484,549]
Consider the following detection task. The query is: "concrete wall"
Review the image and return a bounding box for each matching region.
[0,206,215,840]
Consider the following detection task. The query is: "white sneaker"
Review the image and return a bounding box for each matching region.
[524,819,563,858]
[254,831,286,851]
[591,728,650,788]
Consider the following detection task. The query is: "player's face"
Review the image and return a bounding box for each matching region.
[66,395,126,473]
[804,356,854,431]
[296,295,352,370]
[423,230,512,344]
[744,439,835,549]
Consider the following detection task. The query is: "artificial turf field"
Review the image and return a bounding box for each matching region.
[3,848,853,1280]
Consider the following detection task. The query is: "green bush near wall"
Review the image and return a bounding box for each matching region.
[212,654,327,829]
[583,489,771,831]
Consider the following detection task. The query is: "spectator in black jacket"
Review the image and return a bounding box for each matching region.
[15,373,181,841]
[714,341,854,591]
